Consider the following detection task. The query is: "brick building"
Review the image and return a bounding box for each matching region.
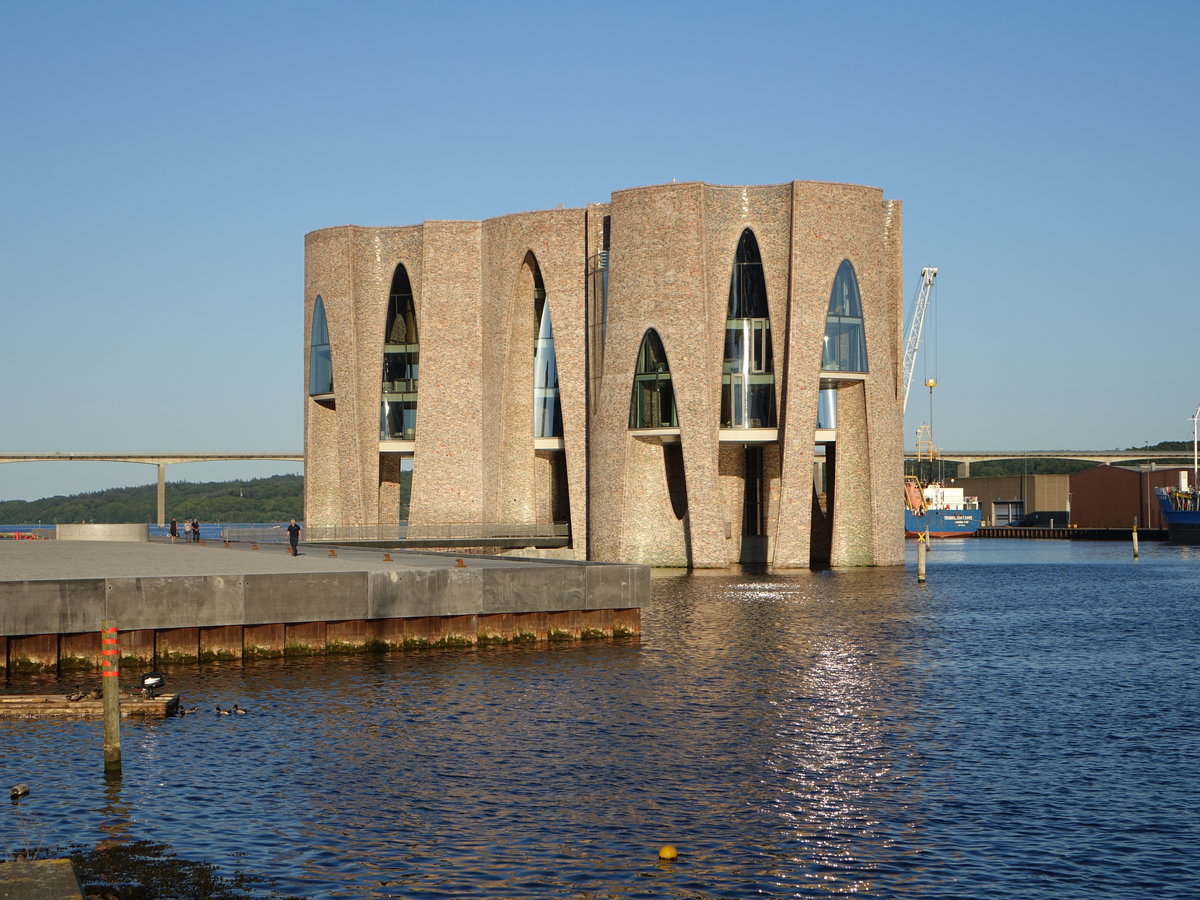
[1069,465,1190,529]
[303,180,905,568]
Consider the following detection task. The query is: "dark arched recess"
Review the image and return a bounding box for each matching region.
[381,265,419,440]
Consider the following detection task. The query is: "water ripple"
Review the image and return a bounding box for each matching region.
[2,540,1197,897]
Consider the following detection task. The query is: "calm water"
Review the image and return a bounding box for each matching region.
[2,540,1197,898]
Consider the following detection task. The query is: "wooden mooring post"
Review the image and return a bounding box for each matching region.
[1132,517,1140,560]
[101,620,121,773]
[917,531,928,583]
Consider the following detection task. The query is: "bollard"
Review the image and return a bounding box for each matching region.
[100,621,121,773]
[328,548,337,557]
[917,533,927,583]
[383,553,392,561]
[456,558,465,567]
[251,543,259,551]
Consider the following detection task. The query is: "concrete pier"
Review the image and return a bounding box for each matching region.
[0,859,84,899]
[973,526,1168,540]
[0,693,179,718]
[0,541,646,672]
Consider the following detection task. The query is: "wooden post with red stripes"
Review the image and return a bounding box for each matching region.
[101,620,121,772]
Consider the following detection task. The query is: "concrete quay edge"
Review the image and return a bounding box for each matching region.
[0,859,84,899]
[0,541,647,666]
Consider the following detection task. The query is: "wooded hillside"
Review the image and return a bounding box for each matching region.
[0,474,305,524]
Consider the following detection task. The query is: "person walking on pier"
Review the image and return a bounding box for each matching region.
[191,518,200,542]
[287,519,301,556]
[169,518,178,542]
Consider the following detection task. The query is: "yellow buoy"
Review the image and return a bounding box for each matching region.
[658,845,678,861]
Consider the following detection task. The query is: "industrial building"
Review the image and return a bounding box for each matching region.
[1069,465,1188,530]
[955,465,1192,529]
[303,180,905,568]
[950,474,1072,526]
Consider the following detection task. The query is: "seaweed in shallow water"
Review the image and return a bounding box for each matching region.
[67,840,302,900]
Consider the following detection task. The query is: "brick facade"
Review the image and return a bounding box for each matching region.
[304,181,904,568]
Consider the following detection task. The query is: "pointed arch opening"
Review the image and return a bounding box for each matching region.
[629,329,678,429]
[531,259,561,439]
[721,229,776,429]
[588,215,612,413]
[818,259,868,431]
[308,296,333,400]
[717,230,776,564]
[821,259,867,374]
[381,264,419,441]
[522,252,570,532]
[720,230,777,432]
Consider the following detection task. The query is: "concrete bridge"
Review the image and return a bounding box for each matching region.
[907,450,1196,476]
[0,452,303,525]
[5,448,1194,525]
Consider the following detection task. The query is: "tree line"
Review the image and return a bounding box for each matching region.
[0,474,305,524]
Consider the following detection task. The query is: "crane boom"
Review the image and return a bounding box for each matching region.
[901,267,937,412]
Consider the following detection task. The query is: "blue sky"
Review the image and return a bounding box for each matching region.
[2,0,1197,502]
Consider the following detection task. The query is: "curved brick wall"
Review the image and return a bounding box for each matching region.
[304,181,903,568]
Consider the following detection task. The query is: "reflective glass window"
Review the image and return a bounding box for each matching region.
[381,266,419,440]
[721,229,776,427]
[816,381,838,429]
[533,281,562,438]
[308,296,333,396]
[821,260,868,373]
[629,330,678,428]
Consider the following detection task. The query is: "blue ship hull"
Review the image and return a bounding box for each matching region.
[1156,488,1200,544]
[905,506,982,538]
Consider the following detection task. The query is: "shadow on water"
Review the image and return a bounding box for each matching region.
[8,770,301,898]
[68,838,303,900]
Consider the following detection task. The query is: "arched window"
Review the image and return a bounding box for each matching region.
[721,229,776,427]
[821,260,868,373]
[381,265,419,440]
[629,330,678,428]
[308,296,333,396]
[531,263,562,438]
